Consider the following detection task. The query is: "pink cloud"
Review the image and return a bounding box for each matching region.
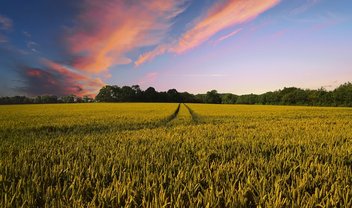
[21,59,105,97]
[135,44,170,66]
[172,0,280,53]
[0,15,12,31]
[26,69,43,77]
[43,59,105,96]
[20,0,186,96]
[135,0,280,65]
[66,0,186,73]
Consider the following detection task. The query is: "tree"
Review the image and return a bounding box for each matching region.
[95,85,116,102]
[221,94,238,104]
[131,85,142,101]
[120,86,135,102]
[180,92,200,103]
[205,90,221,104]
[333,82,352,106]
[167,89,180,102]
[195,94,206,103]
[83,96,93,103]
[281,88,308,105]
[236,94,258,104]
[144,87,158,102]
[61,95,75,103]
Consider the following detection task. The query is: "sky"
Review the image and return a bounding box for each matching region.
[0,0,351,97]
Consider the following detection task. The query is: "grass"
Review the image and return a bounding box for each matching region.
[1,103,351,207]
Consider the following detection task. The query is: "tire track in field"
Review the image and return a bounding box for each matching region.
[183,103,201,123]
[5,104,182,138]
[5,104,185,138]
[164,103,181,123]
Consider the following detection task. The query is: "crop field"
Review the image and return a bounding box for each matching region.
[1,103,352,207]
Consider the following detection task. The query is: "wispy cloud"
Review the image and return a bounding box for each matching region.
[0,14,104,96]
[8,1,188,96]
[214,28,242,45]
[135,44,170,66]
[0,15,12,44]
[290,0,321,15]
[65,0,187,73]
[0,44,105,97]
[22,31,31,38]
[26,41,39,52]
[135,0,280,65]
[0,15,12,31]
[172,0,280,53]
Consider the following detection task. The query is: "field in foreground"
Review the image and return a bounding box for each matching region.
[1,103,352,207]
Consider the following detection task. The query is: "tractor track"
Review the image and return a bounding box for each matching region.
[183,103,200,123]
[11,103,192,138]
[164,103,181,123]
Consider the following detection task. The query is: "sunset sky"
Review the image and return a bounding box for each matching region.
[0,0,351,97]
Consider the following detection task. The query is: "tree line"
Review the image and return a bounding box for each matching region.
[1,82,352,107]
[220,82,352,107]
[95,85,200,103]
[222,82,352,107]
[94,83,352,107]
[0,95,94,105]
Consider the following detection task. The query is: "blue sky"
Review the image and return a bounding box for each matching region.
[0,0,351,96]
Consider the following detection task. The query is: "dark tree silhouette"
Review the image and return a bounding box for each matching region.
[205,90,222,104]
[1,82,352,106]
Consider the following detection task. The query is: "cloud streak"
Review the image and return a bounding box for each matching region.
[214,28,242,44]
[135,44,170,66]
[10,1,187,96]
[290,0,321,15]
[2,1,280,96]
[136,0,280,65]
[0,18,104,96]
[66,0,187,73]
[173,0,280,53]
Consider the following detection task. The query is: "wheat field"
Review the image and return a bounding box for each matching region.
[1,103,351,207]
